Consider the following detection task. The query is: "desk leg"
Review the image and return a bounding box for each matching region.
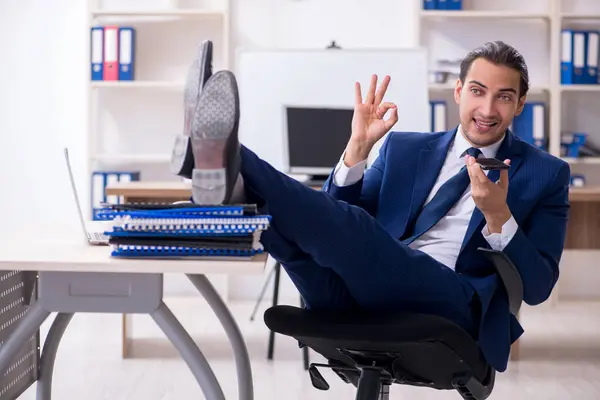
[0,302,50,374]
[187,274,254,400]
[151,301,226,400]
[36,313,74,400]
[121,313,133,358]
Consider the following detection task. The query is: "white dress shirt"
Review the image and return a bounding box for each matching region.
[332,127,518,270]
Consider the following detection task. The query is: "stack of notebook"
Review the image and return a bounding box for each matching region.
[97,203,270,259]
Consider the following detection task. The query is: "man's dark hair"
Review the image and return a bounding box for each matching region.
[459,40,529,98]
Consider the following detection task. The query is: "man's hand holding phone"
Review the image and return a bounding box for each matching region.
[467,155,512,233]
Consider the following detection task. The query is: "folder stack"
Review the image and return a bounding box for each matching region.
[91,26,136,81]
[423,0,462,10]
[97,203,270,259]
[561,29,599,84]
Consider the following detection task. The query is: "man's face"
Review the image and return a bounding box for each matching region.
[454,57,526,147]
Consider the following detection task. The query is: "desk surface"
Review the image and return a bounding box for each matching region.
[0,241,267,275]
[105,181,192,198]
[569,187,600,202]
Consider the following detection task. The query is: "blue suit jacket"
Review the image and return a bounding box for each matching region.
[322,127,571,372]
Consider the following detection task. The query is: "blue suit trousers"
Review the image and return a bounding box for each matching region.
[240,145,480,337]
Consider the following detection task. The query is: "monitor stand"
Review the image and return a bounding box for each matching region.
[305,174,329,187]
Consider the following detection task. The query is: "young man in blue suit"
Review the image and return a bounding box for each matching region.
[187,41,571,373]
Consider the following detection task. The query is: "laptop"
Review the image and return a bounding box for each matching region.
[64,148,110,245]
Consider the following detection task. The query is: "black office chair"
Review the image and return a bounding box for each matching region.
[264,248,523,400]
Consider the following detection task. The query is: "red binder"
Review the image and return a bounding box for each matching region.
[103,25,119,81]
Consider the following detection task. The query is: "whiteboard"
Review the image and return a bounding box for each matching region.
[236,48,430,171]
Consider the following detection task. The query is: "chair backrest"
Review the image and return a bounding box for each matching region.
[476,247,523,315]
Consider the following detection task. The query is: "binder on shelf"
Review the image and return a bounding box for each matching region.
[91,171,141,220]
[102,25,119,81]
[512,102,547,150]
[437,0,449,9]
[423,0,437,10]
[573,30,586,84]
[561,29,574,84]
[118,27,135,81]
[429,100,447,132]
[585,30,599,84]
[443,0,462,10]
[90,26,104,81]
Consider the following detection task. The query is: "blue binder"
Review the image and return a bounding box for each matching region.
[423,0,437,9]
[118,27,135,81]
[445,0,462,10]
[512,102,546,150]
[561,29,574,84]
[585,30,599,84]
[573,30,586,84]
[429,100,447,132]
[91,26,104,81]
[437,0,449,9]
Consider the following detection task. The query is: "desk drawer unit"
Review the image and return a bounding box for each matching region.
[0,270,39,399]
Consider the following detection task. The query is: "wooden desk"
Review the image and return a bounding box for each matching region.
[105,181,192,203]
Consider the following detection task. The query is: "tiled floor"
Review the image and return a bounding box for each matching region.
[17,299,600,399]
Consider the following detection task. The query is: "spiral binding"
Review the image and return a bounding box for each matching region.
[111,216,271,235]
[96,206,246,221]
[111,245,262,258]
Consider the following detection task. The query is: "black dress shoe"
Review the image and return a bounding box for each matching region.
[170,40,213,179]
[190,70,241,205]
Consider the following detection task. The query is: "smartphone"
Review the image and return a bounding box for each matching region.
[476,157,510,170]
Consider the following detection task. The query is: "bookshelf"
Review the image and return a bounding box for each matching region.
[87,0,232,357]
[86,0,231,196]
[416,0,600,179]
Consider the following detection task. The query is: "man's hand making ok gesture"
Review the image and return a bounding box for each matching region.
[344,74,399,167]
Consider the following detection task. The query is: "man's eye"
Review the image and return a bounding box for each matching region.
[470,88,481,95]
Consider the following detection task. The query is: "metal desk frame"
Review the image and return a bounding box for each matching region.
[0,270,253,400]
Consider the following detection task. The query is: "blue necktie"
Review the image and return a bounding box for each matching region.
[402,147,482,245]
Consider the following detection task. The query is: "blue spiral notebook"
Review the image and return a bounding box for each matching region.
[96,205,256,221]
[103,205,271,259]
[111,244,263,258]
[109,216,271,236]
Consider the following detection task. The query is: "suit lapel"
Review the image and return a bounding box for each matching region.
[460,132,523,252]
[406,129,456,232]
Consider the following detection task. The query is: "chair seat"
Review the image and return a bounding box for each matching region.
[264,305,494,396]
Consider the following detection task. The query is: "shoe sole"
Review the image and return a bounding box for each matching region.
[190,70,240,205]
[170,40,213,178]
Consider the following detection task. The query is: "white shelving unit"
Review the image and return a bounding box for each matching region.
[86,0,231,187]
[86,0,233,357]
[416,0,600,177]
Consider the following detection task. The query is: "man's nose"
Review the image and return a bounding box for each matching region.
[480,98,496,118]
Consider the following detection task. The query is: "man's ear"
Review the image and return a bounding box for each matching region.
[454,79,462,105]
[515,95,527,116]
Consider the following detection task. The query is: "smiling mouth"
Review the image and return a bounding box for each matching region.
[473,118,498,128]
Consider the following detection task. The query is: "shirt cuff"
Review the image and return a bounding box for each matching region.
[482,215,519,251]
[332,151,368,187]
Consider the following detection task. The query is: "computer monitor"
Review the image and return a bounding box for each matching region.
[284,106,354,176]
